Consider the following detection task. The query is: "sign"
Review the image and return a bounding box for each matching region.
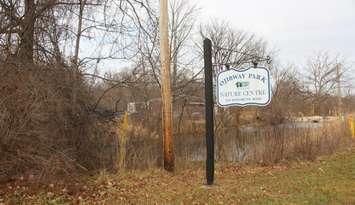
[216,67,272,107]
[127,102,137,114]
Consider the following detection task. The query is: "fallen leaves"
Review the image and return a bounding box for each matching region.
[1,148,355,204]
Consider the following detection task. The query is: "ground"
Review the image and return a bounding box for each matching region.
[1,147,355,205]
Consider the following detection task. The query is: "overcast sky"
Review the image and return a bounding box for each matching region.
[193,0,355,67]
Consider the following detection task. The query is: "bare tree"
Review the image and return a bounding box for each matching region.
[0,0,156,65]
[199,20,270,72]
[0,0,38,63]
[132,0,200,98]
[169,0,198,89]
[304,52,348,115]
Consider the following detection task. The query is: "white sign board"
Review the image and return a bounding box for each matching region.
[216,67,272,107]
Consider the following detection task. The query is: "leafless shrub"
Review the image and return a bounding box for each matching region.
[0,62,114,182]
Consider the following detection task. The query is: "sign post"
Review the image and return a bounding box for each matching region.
[202,38,272,185]
[203,38,214,185]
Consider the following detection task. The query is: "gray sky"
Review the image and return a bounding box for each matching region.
[194,0,355,66]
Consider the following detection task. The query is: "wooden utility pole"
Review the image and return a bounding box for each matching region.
[203,38,214,185]
[160,0,174,172]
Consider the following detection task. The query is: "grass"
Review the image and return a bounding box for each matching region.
[2,147,355,205]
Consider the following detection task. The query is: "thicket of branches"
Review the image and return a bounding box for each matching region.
[0,0,158,182]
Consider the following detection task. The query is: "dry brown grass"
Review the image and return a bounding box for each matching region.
[2,146,355,204]
[116,111,352,170]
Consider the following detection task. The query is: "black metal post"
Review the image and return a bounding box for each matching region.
[203,38,214,185]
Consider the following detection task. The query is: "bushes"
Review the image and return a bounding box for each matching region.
[0,63,114,182]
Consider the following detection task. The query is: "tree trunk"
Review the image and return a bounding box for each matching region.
[73,0,86,66]
[72,0,86,106]
[18,0,35,64]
